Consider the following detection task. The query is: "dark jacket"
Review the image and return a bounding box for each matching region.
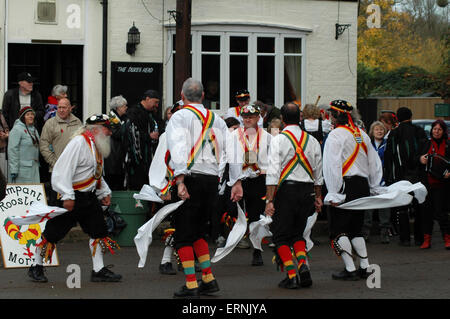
[384,121,427,185]
[263,105,281,128]
[104,110,128,176]
[2,87,45,132]
[417,138,450,188]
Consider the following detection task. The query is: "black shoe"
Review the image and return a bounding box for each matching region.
[251,249,264,266]
[173,285,200,299]
[159,262,177,275]
[278,275,300,289]
[331,269,359,281]
[298,264,313,288]
[358,267,370,279]
[198,279,220,295]
[28,265,48,283]
[91,266,122,282]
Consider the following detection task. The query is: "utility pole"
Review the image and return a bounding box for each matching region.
[174,0,192,101]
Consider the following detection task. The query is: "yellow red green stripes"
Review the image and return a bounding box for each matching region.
[160,150,174,195]
[184,105,216,169]
[338,125,368,176]
[278,130,313,185]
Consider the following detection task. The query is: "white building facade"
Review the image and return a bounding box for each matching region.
[0,0,358,120]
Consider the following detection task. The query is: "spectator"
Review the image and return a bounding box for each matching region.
[125,89,160,190]
[384,107,427,246]
[300,104,332,146]
[362,121,391,244]
[39,98,82,203]
[44,84,68,121]
[8,106,40,183]
[2,72,45,132]
[418,120,450,250]
[0,110,9,177]
[257,101,281,129]
[267,118,283,136]
[379,111,398,139]
[104,95,128,191]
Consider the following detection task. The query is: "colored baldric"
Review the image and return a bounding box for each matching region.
[160,150,175,195]
[72,131,103,191]
[329,104,368,176]
[278,129,313,185]
[184,105,219,168]
[237,127,261,171]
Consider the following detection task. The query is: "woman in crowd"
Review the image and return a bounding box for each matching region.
[418,119,450,250]
[44,84,68,121]
[8,106,40,183]
[300,104,331,147]
[362,121,391,244]
[104,95,128,191]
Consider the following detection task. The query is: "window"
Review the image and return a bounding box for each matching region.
[167,26,307,114]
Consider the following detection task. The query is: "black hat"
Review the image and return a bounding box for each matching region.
[235,89,250,101]
[86,113,118,129]
[329,100,353,113]
[17,72,35,83]
[241,104,261,116]
[142,90,160,100]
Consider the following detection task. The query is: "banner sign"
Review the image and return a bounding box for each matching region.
[0,184,59,268]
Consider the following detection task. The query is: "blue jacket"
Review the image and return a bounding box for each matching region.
[372,138,386,185]
[8,119,40,183]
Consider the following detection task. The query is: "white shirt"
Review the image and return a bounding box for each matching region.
[51,135,111,201]
[323,126,383,204]
[148,132,175,195]
[225,107,264,128]
[303,119,332,134]
[227,126,272,186]
[166,103,228,178]
[266,125,323,186]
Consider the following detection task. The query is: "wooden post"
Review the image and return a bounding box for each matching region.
[174,0,192,101]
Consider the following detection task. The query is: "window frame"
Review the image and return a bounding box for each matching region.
[166,25,309,115]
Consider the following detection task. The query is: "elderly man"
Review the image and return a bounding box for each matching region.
[166,78,229,298]
[125,90,160,190]
[28,114,121,283]
[2,72,44,131]
[40,98,82,204]
[264,102,323,289]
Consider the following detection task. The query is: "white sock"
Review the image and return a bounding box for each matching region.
[337,236,356,272]
[161,246,173,264]
[33,246,43,266]
[89,238,105,273]
[351,237,369,269]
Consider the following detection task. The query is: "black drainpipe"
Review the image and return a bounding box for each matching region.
[101,0,108,114]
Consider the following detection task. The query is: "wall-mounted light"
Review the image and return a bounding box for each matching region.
[126,22,140,55]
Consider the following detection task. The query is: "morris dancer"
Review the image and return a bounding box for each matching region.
[27,114,122,283]
[323,100,382,281]
[226,89,263,127]
[227,103,272,266]
[166,78,229,298]
[264,102,323,289]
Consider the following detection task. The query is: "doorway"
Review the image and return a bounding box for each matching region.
[7,43,84,121]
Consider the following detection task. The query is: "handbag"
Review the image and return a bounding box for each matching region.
[105,207,128,236]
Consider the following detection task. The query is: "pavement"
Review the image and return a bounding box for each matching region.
[0,221,448,300]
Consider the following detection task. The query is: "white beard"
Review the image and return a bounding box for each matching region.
[94,132,111,158]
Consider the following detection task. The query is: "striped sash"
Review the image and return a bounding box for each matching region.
[184,105,218,169]
[278,129,313,185]
[160,150,175,195]
[235,107,241,117]
[73,133,103,190]
[338,125,368,176]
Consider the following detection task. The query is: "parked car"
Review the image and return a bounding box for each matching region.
[412,119,450,139]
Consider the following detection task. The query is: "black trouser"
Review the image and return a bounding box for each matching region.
[421,185,450,236]
[173,173,219,249]
[328,176,370,239]
[43,191,108,243]
[242,175,266,224]
[270,181,314,247]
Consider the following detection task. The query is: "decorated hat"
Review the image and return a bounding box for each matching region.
[235,89,250,100]
[329,100,353,113]
[18,106,35,120]
[86,113,119,129]
[241,104,261,116]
